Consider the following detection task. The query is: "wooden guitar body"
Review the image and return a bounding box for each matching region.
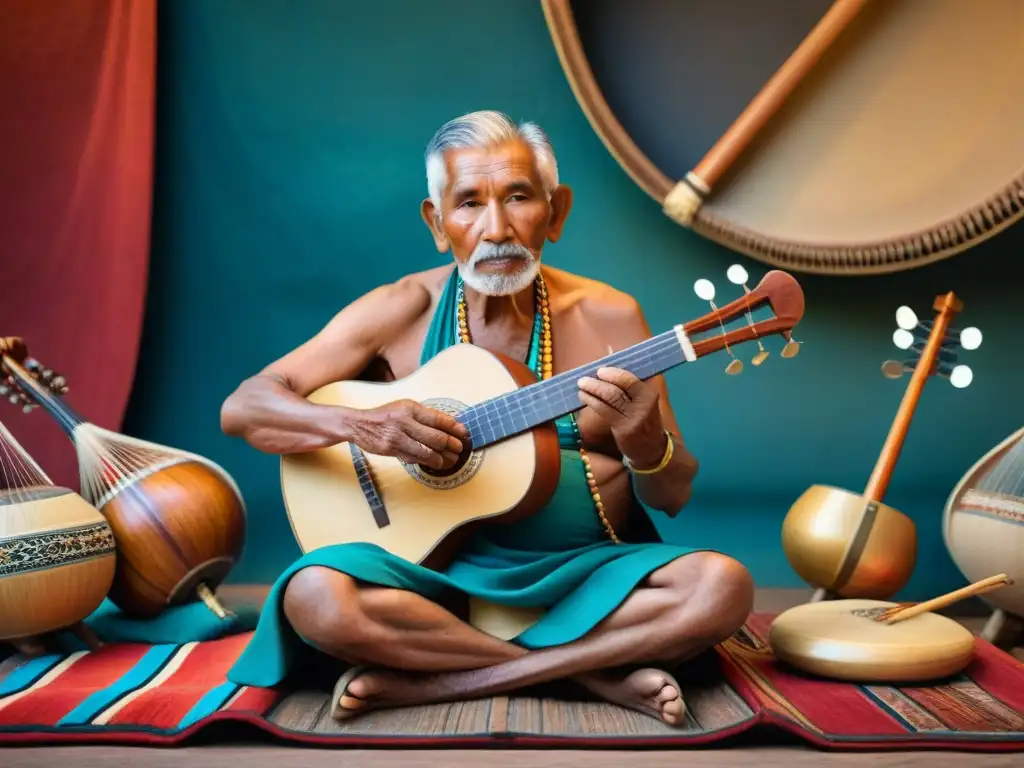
[281,343,561,568]
[783,484,917,599]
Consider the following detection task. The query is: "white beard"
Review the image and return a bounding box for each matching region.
[457,243,540,296]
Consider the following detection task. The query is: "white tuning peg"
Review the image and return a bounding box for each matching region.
[895,305,919,331]
[892,328,914,350]
[726,264,749,285]
[881,359,907,379]
[959,326,983,351]
[694,278,716,302]
[949,364,973,389]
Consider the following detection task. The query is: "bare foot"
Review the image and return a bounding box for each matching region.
[574,667,686,726]
[329,665,687,727]
[331,665,421,720]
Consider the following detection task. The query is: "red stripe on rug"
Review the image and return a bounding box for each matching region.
[0,645,151,726]
[224,685,281,715]
[960,642,1024,714]
[733,613,909,736]
[105,633,254,728]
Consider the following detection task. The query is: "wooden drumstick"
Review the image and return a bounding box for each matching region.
[879,574,1013,624]
[663,0,868,226]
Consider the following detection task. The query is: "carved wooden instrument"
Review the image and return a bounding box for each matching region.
[0,338,246,621]
[751,574,1012,683]
[542,0,1024,274]
[280,267,805,566]
[0,412,115,647]
[782,292,983,602]
[943,426,1024,648]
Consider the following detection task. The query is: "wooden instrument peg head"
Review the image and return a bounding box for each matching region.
[933,291,964,315]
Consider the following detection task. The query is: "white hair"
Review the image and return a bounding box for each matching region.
[424,110,559,209]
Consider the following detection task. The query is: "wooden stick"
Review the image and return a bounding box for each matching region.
[690,0,868,191]
[862,292,963,502]
[880,574,1013,624]
[664,0,868,225]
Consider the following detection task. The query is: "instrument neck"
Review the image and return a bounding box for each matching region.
[863,311,955,502]
[460,330,687,450]
[2,357,86,438]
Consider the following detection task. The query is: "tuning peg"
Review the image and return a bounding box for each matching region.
[895,305,919,331]
[727,264,749,287]
[946,364,973,389]
[780,331,802,358]
[694,278,716,302]
[959,326,982,351]
[881,359,909,379]
[893,328,914,350]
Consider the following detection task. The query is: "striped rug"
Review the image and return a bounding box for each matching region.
[1,613,1023,750]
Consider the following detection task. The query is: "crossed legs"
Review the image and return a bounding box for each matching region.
[282,550,754,725]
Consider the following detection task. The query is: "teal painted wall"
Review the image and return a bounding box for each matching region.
[124,0,1024,599]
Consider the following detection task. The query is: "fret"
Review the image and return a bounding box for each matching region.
[461,330,689,450]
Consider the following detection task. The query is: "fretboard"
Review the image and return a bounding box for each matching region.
[459,328,691,449]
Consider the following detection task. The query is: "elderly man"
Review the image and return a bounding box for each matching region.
[220,110,753,726]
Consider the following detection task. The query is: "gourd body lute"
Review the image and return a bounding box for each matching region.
[1,485,116,641]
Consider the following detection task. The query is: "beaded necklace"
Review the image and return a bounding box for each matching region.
[455,272,621,543]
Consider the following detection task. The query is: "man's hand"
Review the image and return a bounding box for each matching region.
[343,399,469,470]
[577,367,668,468]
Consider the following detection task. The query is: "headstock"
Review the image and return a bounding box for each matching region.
[684,264,805,374]
[0,336,70,412]
[880,298,980,389]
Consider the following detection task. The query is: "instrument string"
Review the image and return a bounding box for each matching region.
[458,332,683,437]
[0,417,54,507]
[980,435,1024,497]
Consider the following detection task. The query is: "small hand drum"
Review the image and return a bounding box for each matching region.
[768,598,976,683]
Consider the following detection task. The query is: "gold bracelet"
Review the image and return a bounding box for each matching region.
[624,430,674,475]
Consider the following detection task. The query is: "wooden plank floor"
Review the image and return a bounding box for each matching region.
[2,586,1021,768]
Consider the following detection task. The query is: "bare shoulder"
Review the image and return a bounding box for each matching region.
[544,265,650,339]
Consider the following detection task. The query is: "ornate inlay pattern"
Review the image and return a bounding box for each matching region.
[0,522,116,577]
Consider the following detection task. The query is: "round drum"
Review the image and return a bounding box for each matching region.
[542,0,1024,275]
[768,599,975,682]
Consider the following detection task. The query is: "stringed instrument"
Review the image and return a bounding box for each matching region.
[760,574,1012,683]
[0,413,115,648]
[943,426,1024,648]
[0,338,246,620]
[782,291,983,602]
[281,267,805,566]
[542,0,1024,275]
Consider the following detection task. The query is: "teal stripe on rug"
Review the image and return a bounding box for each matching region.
[56,645,181,726]
[0,654,64,697]
[177,681,239,729]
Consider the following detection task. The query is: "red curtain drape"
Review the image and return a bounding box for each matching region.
[0,0,156,489]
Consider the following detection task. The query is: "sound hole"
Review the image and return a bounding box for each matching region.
[418,446,473,478]
[400,397,484,490]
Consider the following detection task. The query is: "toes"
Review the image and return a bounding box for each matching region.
[346,671,381,700]
[662,696,686,725]
[338,694,365,711]
[655,682,679,703]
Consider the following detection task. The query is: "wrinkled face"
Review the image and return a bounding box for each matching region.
[423,139,571,296]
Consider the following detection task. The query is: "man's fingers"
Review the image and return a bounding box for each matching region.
[578,391,623,424]
[406,419,463,455]
[414,403,469,439]
[596,366,646,395]
[395,433,444,468]
[578,376,631,414]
